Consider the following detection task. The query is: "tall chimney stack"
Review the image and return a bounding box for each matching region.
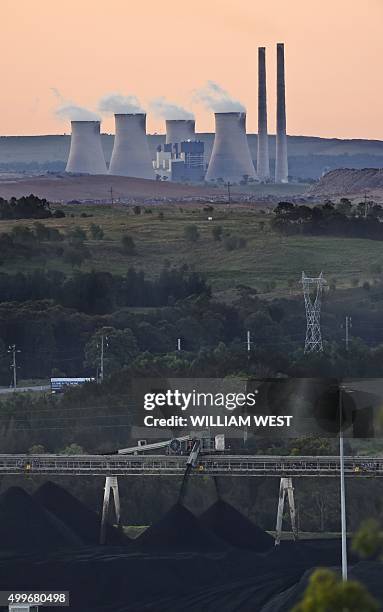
[257,47,270,181]
[275,42,288,183]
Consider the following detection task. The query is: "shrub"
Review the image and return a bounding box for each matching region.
[52,209,66,218]
[121,234,136,255]
[63,244,90,268]
[184,224,199,242]
[67,226,87,244]
[89,223,104,240]
[370,262,382,275]
[223,235,247,251]
[212,225,223,241]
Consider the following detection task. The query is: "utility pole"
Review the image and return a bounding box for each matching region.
[110,187,114,205]
[339,386,348,581]
[246,330,252,353]
[99,335,108,383]
[226,181,231,205]
[8,344,20,389]
[345,316,352,351]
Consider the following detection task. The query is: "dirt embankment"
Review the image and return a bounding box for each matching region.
[309,168,383,198]
[0,174,229,203]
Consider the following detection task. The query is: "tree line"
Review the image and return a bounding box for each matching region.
[0,194,65,220]
[272,200,383,240]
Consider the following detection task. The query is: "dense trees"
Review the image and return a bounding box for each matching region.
[0,194,63,220]
[272,200,383,240]
[2,262,383,382]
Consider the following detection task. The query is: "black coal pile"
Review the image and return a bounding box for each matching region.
[135,503,228,552]
[200,500,274,552]
[0,486,81,550]
[34,481,126,545]
[260,560,383,611]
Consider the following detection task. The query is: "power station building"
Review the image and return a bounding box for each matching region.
[154,139,205,182]
[64,44,289,185]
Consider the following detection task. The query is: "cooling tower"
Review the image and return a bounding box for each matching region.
[275,42,288,183]
[205,112,256,183]
[109,113,155,179]
[165,119,195,145]
[257,47,270,181]
[66,121,107,174]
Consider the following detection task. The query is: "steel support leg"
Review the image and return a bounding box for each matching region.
[275,477,286,546]
[286,477,298,540]
[100,476,120,544]
[275,477,297,546]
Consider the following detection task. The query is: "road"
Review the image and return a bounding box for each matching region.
[0,385,50,394]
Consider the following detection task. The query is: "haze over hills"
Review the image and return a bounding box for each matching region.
[1,133,383,180]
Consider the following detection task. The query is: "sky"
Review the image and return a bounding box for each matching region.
[1,0,382,139]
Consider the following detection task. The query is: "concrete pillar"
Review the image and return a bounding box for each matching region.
[100,476,121,544]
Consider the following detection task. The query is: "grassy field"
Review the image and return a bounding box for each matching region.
[2,202,383,301]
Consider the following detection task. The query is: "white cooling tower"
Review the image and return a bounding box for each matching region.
[66,121,107,174]
[109,113,154,179]
[205,112,256,183]
[165,119,195,145]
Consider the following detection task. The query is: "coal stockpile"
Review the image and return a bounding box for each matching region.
[200,500,275,552]
[0,486,81,550]
[34,481,126,545]
[135,503,228,552]
[260,560,383,611]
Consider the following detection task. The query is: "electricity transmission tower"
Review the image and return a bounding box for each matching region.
[302,272,326,353]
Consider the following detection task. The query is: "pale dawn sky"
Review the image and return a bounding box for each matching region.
[1,0,382,139]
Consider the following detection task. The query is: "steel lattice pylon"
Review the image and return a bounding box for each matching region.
[302,271,326,353]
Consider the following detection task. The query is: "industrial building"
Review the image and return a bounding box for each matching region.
[63,44,289,185]
[154,140,205,182]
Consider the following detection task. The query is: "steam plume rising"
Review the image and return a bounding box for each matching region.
[98,93,144,114]
[56,105,100,121]
[149,97,194,120]
[194,81,245,112]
